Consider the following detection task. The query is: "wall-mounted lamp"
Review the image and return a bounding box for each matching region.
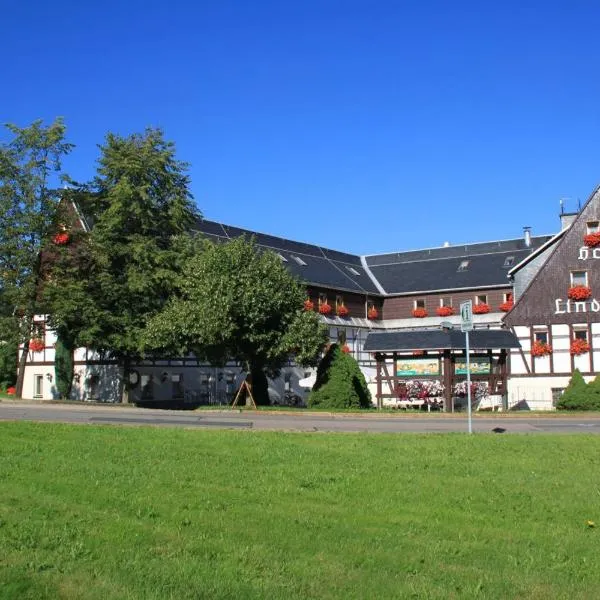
[46,373,53,382]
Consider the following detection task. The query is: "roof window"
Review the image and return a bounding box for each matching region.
[503,256,515,268]
[457,260,470,272]
[345,266,361,276]
[277,253,288,262]
[291,255,307,266]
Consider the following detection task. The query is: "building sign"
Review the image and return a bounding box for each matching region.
[396,358,440,377]
[455,357,490,375]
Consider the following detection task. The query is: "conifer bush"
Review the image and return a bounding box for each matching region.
[308,344,372,409]
[556,369,600,410]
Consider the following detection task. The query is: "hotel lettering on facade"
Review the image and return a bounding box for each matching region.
[20,186,600,409]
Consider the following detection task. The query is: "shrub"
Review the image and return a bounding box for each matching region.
[308,344,371,409]
[556,369,600,410]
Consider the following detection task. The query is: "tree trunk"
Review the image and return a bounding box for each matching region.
[121,356,130,404]
[15,337,30,399]
[249,362,270,406]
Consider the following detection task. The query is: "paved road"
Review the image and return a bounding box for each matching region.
[2,401,600,433]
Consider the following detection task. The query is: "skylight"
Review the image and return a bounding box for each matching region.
[457,260,470,272]
[345,266,361,276]
[503,256,515,267]
[291,255,307,266]
[277,253,288,262]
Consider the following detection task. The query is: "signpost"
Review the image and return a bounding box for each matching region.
[460,300,473,434]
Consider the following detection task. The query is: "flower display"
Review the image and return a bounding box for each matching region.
[567,286,592,301]
[570,339,590,355]
[341,344,351,354]
[29,338,45,352]
[584,233,600,247]
[436,306,454,317]
[453,380,489,399]
[367,307,379,320]
[473,303,490,314]
[53,232,70,245]
[318,303,332,315]
[531,340,552,357]
[6,387,16,395]
[303,299,314,311]
[499,300,514,312]
[336,305,349,317]
[412,308,428,318]
[396,380,445,399]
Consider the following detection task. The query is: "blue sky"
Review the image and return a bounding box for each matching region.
[3,1,600,254]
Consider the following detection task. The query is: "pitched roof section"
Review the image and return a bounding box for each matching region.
[192,218,382,295]
[364,236,553,294]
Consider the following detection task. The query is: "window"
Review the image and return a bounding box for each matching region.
[570,271,588,287]
[277,253,288,262]
[34,375,43,397]
[291,255,307,266]
[534,331,548,344]
[476,294,488,305]
[171,374,183,399]
[440,297,452,307]
[587,221,600,234]
[336,295,345,309]
[318,293,328,306]
[457,260,470,272]
[574,329,588,342]
[504,292,513,303]
[345,266,361,276]
[414,299,425,309]
[503,256,515,268]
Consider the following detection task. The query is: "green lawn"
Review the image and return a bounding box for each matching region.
[1,423,599,599]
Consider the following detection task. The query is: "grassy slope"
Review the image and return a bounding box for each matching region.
[0,423,599,599]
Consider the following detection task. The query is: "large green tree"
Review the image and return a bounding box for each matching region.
[45,128,200,402]
[0,119,73,397]
[144,237,328,404]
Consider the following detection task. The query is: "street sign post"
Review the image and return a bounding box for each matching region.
[459,301,473,434]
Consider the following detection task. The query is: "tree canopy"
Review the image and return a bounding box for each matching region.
[144,236,328,404]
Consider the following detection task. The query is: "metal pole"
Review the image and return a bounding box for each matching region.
[466,330,472,434]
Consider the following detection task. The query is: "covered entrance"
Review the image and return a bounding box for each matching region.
[363,329,521,411]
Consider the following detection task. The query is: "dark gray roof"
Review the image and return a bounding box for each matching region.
[363,329,521,352]
[364,236,553,294]
[193,218,381,295]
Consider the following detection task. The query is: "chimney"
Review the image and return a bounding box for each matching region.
[442,241,450,247]
[559,197,579,230]
[523,226,532,248]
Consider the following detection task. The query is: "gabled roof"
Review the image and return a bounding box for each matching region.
[364,236,553,294]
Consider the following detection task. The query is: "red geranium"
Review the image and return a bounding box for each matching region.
[412,308,428,318]
[436,306,454,317]
[367,307,379,320]
[568,286,592,301]
[341,344,351,354]
[29,338,45,352]
[336,305,349,317]
[473,303,491,314]
[318,303,332,315]
[53,232,70,245]
[6,386,16,395]
[584,233,600,247]
[499,300,514,312]
[531,341,552,357]
[303,299,314,311]
[570,339,590,355]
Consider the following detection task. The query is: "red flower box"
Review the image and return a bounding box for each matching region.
[531,341,552,357]
[336,305,350,317]
[53,232,70,245]
[568,286,592,301]
[473,303,490,314]
[412,308,428,318]
[303,299,314,311]
[367,307,379,320]
[341,344,351,354]
[584,233,600,247]
[318,303,332,315]
[499,301,514,312]
[570,339,590,355]
[6,386,16,395]
[29,338,45,352]
[436,306,454,317]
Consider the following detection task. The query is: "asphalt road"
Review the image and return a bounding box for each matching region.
[2,401,600,433]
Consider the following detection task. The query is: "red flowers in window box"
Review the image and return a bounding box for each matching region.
[570,339,590,355]
[499,300,514,312]
[436,306,454,317]
[568,286,592,301]
[412,308,428,318]
[53,232,70,245]
[318,303,332,315]
[367,307,379,320]
[584,233,600,247]
[473,303,490,314]
[336,305,349,317]
[341,344,351,354]
[29,338,45,352]
[531,341,552,357]
[303,299,314,311]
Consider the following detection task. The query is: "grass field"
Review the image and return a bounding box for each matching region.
[1,423,599,599]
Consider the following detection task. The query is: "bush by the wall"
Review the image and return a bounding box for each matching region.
[308,344,371,409]
[556,369,600,410]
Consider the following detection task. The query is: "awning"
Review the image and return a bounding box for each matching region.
[363,328,520,352]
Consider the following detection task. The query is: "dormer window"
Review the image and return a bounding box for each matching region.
[291,255,307,266]
[503,256,515,268]
[476,294,488,305]
[457,260,469,272]
[414,299,425,309]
